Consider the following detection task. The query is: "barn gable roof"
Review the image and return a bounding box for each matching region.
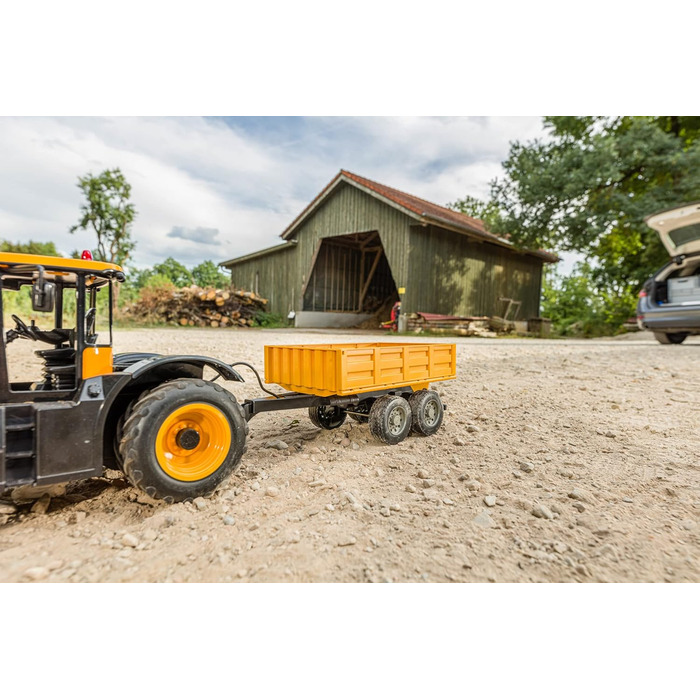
[279,170,558,262]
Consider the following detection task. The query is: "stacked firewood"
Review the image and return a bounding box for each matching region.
[125,285,268,327]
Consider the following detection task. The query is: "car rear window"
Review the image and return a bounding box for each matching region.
[669,222,700,248]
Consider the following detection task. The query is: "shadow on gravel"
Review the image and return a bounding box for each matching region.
[49,477,130,511]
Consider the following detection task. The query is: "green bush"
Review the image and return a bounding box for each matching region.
[252,311,286,328]
[542,264,630,337]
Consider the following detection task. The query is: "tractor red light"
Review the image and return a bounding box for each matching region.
[81,250,93,260]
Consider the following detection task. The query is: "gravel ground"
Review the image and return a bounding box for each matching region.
[1,328,699,583]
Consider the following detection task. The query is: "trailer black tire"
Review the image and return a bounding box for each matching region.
[409,389,444,436]
[369,394,412,445]
[308,405,347,430]
[119,378,247,503]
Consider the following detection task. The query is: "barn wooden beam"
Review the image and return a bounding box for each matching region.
[359,232,379,250]
[358,248,382,310]
[301,238,324,298]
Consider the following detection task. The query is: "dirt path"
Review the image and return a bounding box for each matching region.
[1,329,699,582]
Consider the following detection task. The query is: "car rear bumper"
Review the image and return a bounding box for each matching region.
[637,299,700,332]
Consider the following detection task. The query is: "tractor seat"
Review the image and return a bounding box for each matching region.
[35,347,76,362]
[35,347,77,390]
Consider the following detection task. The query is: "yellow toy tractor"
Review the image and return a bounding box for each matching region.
[0,252,455,505]
[0,252,249,503]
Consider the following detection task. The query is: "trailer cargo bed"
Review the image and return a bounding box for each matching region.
[264,343,456,397]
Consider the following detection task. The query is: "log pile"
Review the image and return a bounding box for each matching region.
[125,284,268,327]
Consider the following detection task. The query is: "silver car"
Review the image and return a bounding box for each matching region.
[637,202,700,344]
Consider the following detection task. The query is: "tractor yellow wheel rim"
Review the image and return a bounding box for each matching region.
[155,403,232,481]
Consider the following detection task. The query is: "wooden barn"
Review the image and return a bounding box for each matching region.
[220,170,557,327]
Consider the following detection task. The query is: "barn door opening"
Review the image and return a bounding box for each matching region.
[302,231,399,314]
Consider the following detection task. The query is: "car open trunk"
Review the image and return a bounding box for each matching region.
[646,202,700,257]
[646,202,700,306]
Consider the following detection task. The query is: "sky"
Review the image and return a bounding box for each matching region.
[0,116,552,271]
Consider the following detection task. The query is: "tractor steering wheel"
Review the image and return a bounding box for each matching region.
[11,314,37,341]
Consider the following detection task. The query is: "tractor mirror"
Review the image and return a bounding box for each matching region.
[32,280,56,312]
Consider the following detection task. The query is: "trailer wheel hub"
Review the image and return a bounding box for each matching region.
[388,405,408,435]
[176,428,201,450]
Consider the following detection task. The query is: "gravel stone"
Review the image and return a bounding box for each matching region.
[265,486,280,498]
[12,483,66,503]
[483,495,497,507]
[532,503,554,520]
[122,533,139,548]
[25,567,50,581]
[464,479,481,492]
[472,510,496,528]
[193,497,208,510]
[519,461,535,473]
[31,494,51,515]
[454,437,466,446]
[266,439,289,450]
[69,511,87,524]
[337,536,357,547]
[568,488,593,503]
[0,501,18,515]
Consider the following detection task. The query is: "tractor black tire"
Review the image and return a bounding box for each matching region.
[409,389,444,436]
[309,405,347,430]
[654,331,688,345]
[369,394,412,445]
[113,389,150,470]
[119,378,248,503]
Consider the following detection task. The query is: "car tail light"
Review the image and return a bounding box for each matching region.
[638,289,647,298]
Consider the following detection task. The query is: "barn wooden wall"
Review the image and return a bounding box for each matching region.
[227,244,298,317]
[406,224,543,319]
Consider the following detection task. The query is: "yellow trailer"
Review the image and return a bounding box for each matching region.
[264,342,456,396]
[235,342,456,445]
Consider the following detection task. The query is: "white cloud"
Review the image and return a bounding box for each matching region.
[0,116,547,269]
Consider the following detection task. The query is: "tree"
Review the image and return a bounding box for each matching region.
[191,260,229,288]
[1,239,59,256]
[151,257,193,288]
[70,168,136,266]
[447,194,501,231]
[479,116,700,326]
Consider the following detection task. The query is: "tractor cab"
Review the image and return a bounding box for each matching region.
[0,252,125,402]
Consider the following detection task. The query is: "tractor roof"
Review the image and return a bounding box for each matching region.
[0,252,124,287]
